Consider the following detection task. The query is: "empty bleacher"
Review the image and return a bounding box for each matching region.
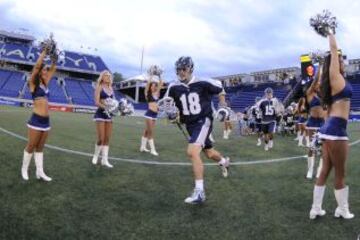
[1,42,108,73]
[65,78,93,105]
[349,75,360,111]
[212,83,290,112]
[0,69,25,97]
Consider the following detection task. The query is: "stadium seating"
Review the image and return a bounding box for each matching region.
[65,78,94,105]
[1,43,29,62]
[83,54,108,72]
[347,74,360,111]
[351,83,360,111]
[212,84,290,112]
[0,69,25,97]
[1,42,108,73]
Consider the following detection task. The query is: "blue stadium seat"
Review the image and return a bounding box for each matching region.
[0,70,25,97]
[1,43,108,73]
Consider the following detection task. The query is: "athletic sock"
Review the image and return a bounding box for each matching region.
[195,179,204,191]
[219,157,227,166]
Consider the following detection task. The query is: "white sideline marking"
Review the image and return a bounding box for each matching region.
[0,126,359,166]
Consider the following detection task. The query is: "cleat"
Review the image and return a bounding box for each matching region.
[184,188,206,204]
[219,157,230,178]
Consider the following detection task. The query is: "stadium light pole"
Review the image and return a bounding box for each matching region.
[140,45,144,74]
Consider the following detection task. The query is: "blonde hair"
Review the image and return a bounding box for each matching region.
[97,70,113,86]
[96,70,113,90]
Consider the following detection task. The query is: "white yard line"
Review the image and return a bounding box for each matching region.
[0,126,359,166]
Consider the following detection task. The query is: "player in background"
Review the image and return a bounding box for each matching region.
[258,88,279,151]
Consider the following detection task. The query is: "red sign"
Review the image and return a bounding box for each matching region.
[48,105,73,112]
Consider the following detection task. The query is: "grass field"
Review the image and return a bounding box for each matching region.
[1,105,360,240]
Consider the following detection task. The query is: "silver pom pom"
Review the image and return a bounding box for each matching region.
[309,10,338,37]
[309,50,327,64]
[147,65,163,77]
[39,33,60,62]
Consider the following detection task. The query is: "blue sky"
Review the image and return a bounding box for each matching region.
[1,0,360,80]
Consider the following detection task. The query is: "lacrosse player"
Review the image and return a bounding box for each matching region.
[258,88,279,151]
[165,56,230,204]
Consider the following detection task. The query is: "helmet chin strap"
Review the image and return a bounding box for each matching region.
[178,74,192,84]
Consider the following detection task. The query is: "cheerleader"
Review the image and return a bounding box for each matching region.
[295,97,308,147]
[309,33,354,219]
[21,47,56,181]
[305,65,326,179]
[139,66,164,156]
[91,70,114,168]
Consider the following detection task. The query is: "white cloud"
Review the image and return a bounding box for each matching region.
[1,0,360,79]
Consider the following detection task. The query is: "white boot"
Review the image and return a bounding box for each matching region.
[101,145,113,168]
[92,144,102,165]
[264,143,269,151]
[256,138,261,146]
[298,135,304,147]
[316,158,323,178]
[21,150,33,181]
[306,156,315,179]
[140,137,150,152]
[306,136,311,148]
[148,139,158,156]
[269,140,273,148]
[309,185,326,219]
[34,152,52,182]
[227,129,232,137]
[334,186,354,219]
[294,131,300,141]
[223,130,228,139]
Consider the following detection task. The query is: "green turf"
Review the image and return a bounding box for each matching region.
[0,105,360,240]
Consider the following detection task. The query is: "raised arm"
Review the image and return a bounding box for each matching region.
[44,58,57,86]
[157,78,164,95]
[144,76,152,98]
[29,50,47,90]
[328,34,345,89]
